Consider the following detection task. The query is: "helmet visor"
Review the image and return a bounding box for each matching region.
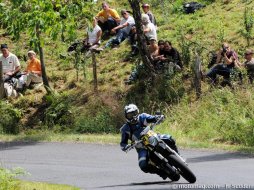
[126,110,138,120]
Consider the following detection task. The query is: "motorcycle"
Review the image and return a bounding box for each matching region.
[125,116,196,183]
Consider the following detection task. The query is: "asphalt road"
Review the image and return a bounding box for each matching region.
[0,142,254,190]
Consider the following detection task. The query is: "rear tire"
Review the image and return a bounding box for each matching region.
[168,154,196,183]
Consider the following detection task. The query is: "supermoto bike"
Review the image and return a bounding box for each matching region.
[125,116,196,183]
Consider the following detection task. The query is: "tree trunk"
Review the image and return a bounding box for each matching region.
[36,25,51,93]
[193,54,202,99]
[0,61,5,99]
[128,0,155,74]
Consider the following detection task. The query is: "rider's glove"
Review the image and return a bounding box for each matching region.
[155,114,165,122]
[123,144,131,152]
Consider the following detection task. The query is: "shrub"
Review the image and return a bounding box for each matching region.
[0,101,22,134]
[0,167,25,190]
[44,93,74,130]
[74,108,117,133]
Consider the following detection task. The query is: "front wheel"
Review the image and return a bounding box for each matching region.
[168,154,196,183]
[163,163,180,181]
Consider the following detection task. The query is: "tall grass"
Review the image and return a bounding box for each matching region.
[158,87,254,146]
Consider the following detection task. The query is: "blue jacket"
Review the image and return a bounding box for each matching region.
[120,113,157,151]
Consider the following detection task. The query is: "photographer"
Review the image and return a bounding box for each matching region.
[206,43,239,84]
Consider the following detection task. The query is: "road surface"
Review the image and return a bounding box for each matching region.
[0,142,254,190]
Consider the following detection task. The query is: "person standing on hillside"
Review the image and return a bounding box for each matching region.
[96,2,121,37]
[142,14,157,42]
[19,50,42,88]
[142,3,157,27]
[241,49,254,83]
[104,10,135,48]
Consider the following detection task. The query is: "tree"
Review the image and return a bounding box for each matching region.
[128,0,155,77]
[0,0,93,93]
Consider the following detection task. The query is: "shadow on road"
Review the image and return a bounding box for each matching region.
[0,142,39,151]
[187,152,253,163]
[96,181,189,189]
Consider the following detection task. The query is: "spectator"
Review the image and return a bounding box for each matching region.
[142,14,157,42]
[148,38,159,61]
[162,41,182,69]
[141,3,157,27]
[206,43,239,84]
[19,50,42,88]
[158,40,165,56]
[129,25,138,56]
[83,17,102,50]
[104,10,135,48]
[242,49,254,83]
[96,2,121,36]
[0,44,21,97]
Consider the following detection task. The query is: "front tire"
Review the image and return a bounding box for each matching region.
[164,163,180,181]
[168,154,196,183]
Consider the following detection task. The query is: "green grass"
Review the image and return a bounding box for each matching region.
[1,131,254,154]
[19,181,79,190]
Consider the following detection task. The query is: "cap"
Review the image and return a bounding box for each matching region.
[1,44,8,49]
[142,3,150,7]
[245,49,253,55]
[27,50,36,56]
[121,9,128,15]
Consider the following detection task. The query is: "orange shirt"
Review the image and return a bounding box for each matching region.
[26,58,41,75]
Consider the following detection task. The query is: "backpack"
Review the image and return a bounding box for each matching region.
[183,2,205,14]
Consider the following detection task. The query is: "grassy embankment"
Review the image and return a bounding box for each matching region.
[0,0,254,153]
[0,167,79,190]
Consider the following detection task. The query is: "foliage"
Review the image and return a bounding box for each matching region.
[239,7,254,46]
[0,101,22,134]
[159,87,254,146]
[0,167,25,190]
[44,93,74,130]
[74,108,117,134]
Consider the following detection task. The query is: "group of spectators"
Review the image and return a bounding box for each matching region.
[80,1,183,84]
[205,43,254,85]
[85,1,254,86]
[0,44,43,97]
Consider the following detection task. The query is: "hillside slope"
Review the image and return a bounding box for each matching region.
[0,0,254,149]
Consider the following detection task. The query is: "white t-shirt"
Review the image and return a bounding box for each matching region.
[0,52,20,74]
[144,22,157,41]
[87,25,102,45]
[120,15,135,34]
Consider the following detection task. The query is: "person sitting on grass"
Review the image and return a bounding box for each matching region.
[95,2,121,38]
[0,44,21,97]
[104,10,135,49]
[19,50,42,89]
[206,43,240,85]
[83,17,102,51]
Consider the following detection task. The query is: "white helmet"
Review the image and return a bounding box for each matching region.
[124,104,139,124]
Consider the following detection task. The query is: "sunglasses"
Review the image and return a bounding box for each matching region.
[122,12,127,16]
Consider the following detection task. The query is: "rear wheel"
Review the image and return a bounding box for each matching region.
[168,154,196,183]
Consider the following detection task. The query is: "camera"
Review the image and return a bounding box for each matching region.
[222,45,227,53]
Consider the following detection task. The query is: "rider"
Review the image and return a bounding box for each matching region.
[120,104,179,180]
